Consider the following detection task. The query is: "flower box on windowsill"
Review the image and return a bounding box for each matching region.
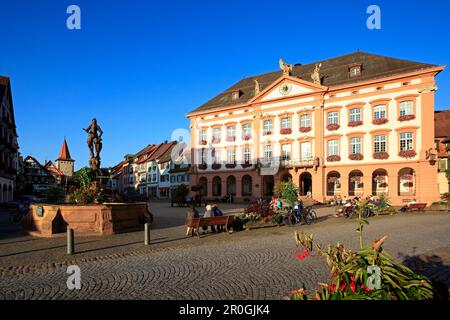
[211,139,221,144]
[348,121,363,127]
[326,155,341,162]
[263,131,272,136]
[398,150,417,158]
[373,152,389,160]
[349,153,364,161]
[198,164,207,170]
[299,126,311,133]
[326,124,340,131]
[398,115,416,122]
[225,163,236,169]
[212,163,222,170]
[372,118,388,125]
[243,135,252,141]
[226,137,236,142]
[280,128,292,135]
[241,162,253,168]
[200,140,207,145]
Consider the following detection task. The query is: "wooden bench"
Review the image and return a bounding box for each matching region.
[402,203,427,212]
[186,215,234,238]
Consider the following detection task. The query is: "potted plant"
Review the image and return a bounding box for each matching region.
[299,126,312,133]
[372,118,388,125]
[326,124,340,131]
[398,115,416,121]
[348,120,363,127]
[373,152,389,160]
[349,153,364,161]
[327,155,341,162]
[280,128,292,135]
[399,150,417,158]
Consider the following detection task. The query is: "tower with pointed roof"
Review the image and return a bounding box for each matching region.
[55,138,75,177]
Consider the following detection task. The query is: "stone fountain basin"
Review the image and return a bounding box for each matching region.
[23,203,153,237]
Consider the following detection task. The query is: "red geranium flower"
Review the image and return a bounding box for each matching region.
[339,282,346,291]
[295,253,306,260]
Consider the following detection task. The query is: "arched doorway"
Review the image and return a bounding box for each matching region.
[282,174,293,182]
[349,170,363,197]
[212,176,222,197]
[199,177,208,197]
[327,171,341,196]
[372,169,388,195]
[398,168,415,196]
[263,176,274,197]
[299,172,312,196]
[242,175,252,196]
[226,176,236,196]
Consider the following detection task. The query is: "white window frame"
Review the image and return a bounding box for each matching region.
[281,117,291,129]
[227,149,235,163]
[213,128,221,140]
[227,126,235,138]
[374,135,386,153]
[373,105,386,119]
[243,147,251,163]
[349,108,361,122]
[400,132,413,151]
[301,142,311,160]
[328,139,339,156]
[327,111,339,125]
[399,101,414,116]
[300,114,310,128]
[242,124,251,136]
[263,120,272,134]
[281,144,291,161]
[349,137,362,155]
[199,130,207,142]
[264,145,272,162]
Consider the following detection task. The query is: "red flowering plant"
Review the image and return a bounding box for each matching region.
[280,128,292,135]
[398,115,416,122]
[326,124,340,131]
[349,153,364,161]
[212,163,222,170]
[211,138,220,144]
[67,167,106,205]
[372,118,388,125]
[373,152,389,160]
[289,211,436,300]
[243,135,252,141]
[198,163,207,170]
[399,150,417,158]
[200,140,207,145]
[299,126,312,133]
[348,121,363,127]
[326,155,341,162]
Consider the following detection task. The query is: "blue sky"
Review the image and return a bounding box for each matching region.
[1,0,449,169]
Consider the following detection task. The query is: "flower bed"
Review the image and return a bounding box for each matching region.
[398,115,416,121]
[327,155,341,162]
[348,121,363,127]
[280,128,292,135]
[398,150,417,158]
[326,124,340,131]
[299,126,312,133]
[372,118,388,125]
[349,153,364,161]
[373,152,389,160]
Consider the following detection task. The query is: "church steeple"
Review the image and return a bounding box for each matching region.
[57,138,72,161]
[55,138,75,177]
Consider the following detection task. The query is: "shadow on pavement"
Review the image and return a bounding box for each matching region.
[401,252,450,299]
[76,237,169,254]
[0,240,99,258]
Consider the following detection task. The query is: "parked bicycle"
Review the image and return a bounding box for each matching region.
[283,206,317,226]
[9,202,30,225]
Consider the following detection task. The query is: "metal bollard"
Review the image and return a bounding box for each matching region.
[144,223,150,245]
[67,228,75,255]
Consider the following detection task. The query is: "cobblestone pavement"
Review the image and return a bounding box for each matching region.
[0,204,449,299]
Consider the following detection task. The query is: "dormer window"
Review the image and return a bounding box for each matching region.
[231,90,240,101]
[349,63,362,77]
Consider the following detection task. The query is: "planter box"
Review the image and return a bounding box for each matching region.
[24,203,153,237]
[429,203,450,211]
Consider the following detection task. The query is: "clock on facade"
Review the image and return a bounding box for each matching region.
[279,82,292,95]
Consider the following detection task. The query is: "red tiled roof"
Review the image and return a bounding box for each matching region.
[435,110,450,138]
[57,138,73,161]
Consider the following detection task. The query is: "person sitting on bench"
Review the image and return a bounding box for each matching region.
[202,205,217,233]
[212,204,224,232]
[186,204,200,236]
